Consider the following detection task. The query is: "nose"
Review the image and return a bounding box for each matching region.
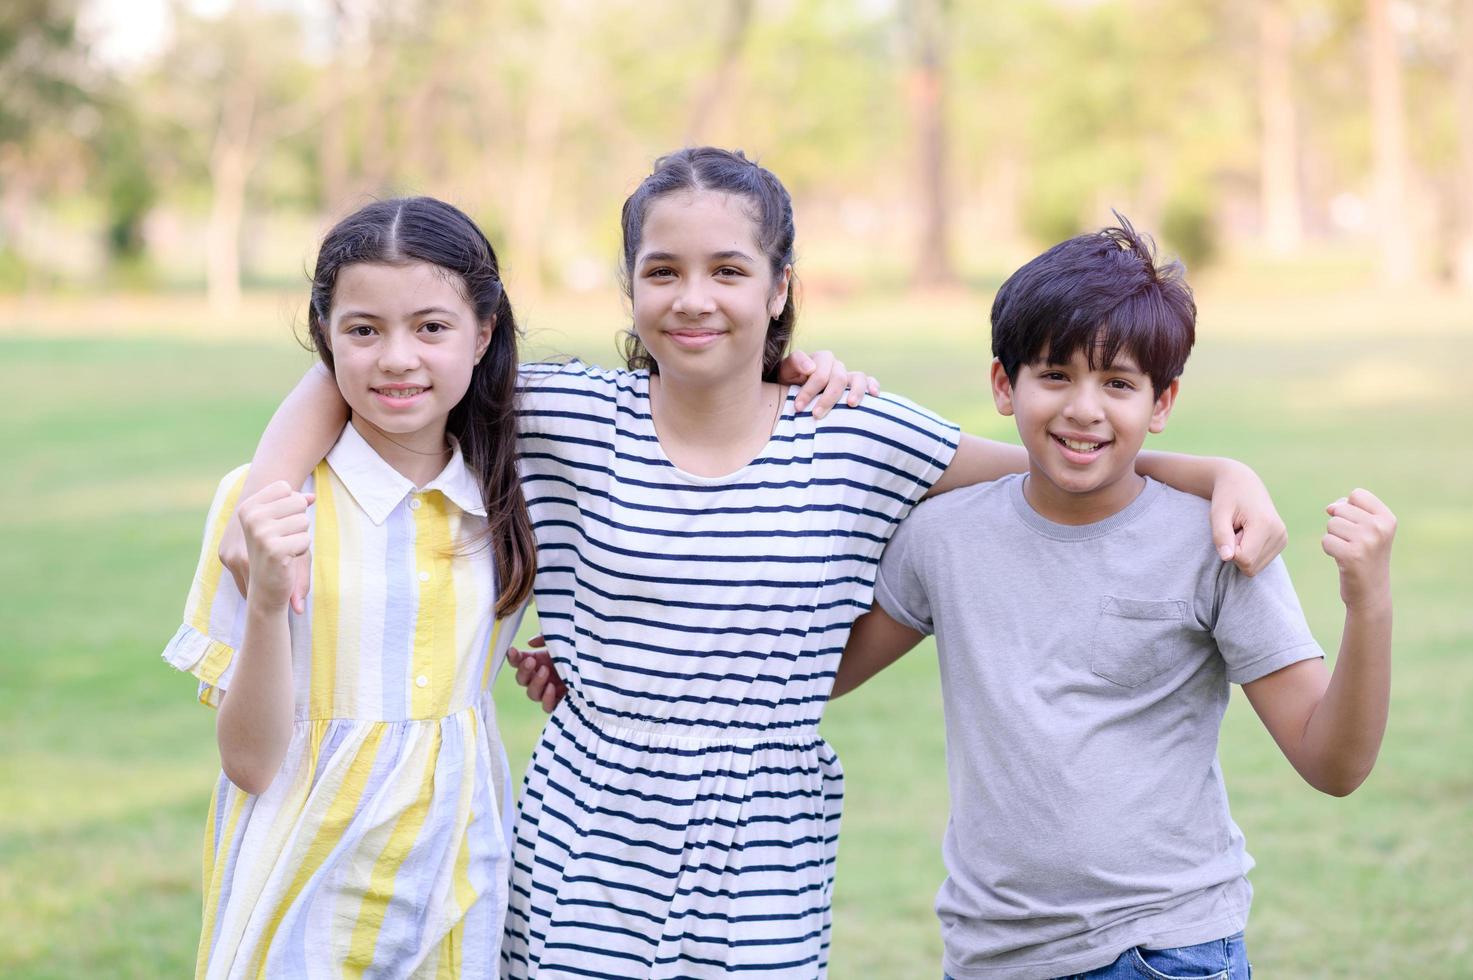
[378,331,421,373]
[1063,383,1103,425]
[671,278,715,318]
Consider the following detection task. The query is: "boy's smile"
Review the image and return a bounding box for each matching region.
[992,347,1178,525]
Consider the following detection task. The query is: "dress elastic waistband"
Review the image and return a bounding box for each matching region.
[563,690,825,751]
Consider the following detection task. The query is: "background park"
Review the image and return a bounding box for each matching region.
[2,0,1471,976]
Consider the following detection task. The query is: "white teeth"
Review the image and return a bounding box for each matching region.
[378,387,424,397]
[1060,437,1102,452]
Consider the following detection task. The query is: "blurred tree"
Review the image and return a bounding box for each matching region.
[1259,0,1304,252]
[97,101,156,270]
[144,2,325,314]
[0,0,91,283]
[685,0,754,145]
[906,0,957,286]
[1455,0,1473,288]
[1367,0,1415,282]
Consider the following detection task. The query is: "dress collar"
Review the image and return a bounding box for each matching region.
[325,422,486,525]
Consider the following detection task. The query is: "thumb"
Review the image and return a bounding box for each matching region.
[1209,504,1237,563]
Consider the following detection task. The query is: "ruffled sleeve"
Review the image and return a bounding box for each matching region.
[161,464,251,707]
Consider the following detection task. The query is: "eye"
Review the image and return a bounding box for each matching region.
[714,265,745,278]
[1106,378,1138,390]
[1039,370,1068,382]
[645,266,676,279]
[347,324,375,337]
[420,321,448,334]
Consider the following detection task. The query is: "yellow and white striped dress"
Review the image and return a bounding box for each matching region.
[163,423,523,979]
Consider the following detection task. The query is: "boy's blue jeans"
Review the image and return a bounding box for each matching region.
[946,932,1251,980]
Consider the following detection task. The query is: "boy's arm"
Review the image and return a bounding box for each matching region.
[929,437,1287,576]
[1242,489,1396,797]
[832,604,927,700]
[220,364,347,605]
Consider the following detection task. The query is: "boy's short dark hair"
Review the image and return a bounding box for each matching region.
[991,215,1196,396]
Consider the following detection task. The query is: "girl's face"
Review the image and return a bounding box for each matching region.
[631,190,790,387]
[325,260,492,457]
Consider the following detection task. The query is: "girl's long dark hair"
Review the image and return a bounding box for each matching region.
[305,197,534,618]
[619,147,798,380]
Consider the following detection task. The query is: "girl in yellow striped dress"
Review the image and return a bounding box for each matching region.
[162,197,536,979]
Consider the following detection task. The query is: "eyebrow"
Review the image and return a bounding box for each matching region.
[638,250,758,264]
[337,307,462,321]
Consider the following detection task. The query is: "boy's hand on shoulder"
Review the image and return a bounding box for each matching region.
[237,481,314,612]
[1323,489,1396,610]
[778,349,880,419]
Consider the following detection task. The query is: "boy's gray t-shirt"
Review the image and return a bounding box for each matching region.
[874,474,1323,980]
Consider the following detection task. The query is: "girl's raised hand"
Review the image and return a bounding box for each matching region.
[506,635,567,714]
[781,349,880,419]
[236,482,314,611]
[221,508,312,613]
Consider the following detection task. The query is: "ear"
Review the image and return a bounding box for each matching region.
[474,314,496,364]
[768,264,793,319]
[1147,378,1180,433]
[990,359,1016,417]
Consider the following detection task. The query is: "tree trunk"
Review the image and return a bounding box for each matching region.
[909,0,956,288]
[1454,0,1473,289]
[206,71,257,317]
[1259,0,1302,253]
[684,0,754,145]
[507,8,572,301]
[1367,0,1415,283]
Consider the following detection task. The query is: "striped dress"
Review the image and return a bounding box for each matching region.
[163,423,524,979]
[502,362,959,979]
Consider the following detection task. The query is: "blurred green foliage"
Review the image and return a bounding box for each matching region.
[0,0,1468,298]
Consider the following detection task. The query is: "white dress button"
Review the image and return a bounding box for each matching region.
[415,675,428,688]
[409,497,422,510]
[418,570,431,582]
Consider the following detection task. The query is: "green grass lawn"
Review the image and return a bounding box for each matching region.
[2,287,1470,977]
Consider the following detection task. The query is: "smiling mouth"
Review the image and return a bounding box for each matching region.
[373,385,428,398]
[1052,433,1109,453]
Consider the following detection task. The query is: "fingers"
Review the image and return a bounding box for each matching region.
[793,350,834,413]
[844,371,868,408]
[1207,497,1238,564]
[1321,489,1397,560]
[509,646,566,714]
[221,514,250,597]
[1234,516,1286,577]
[808,358,850,419]
[775,349,817,387]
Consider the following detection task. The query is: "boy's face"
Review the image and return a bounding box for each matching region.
[991,347,1178,524]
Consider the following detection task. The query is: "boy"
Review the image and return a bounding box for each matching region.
[833,218,1396,979]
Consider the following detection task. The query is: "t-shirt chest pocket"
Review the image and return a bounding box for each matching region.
[1089,595,1189,688]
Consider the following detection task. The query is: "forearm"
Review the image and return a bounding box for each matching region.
[240,363,348,496]
[1295,601,1393,795]
[1134,450,1233,500]
[832,646,899,700]
[832,608,924,699]
[927,434,1028,498]
[215,599,297,794]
